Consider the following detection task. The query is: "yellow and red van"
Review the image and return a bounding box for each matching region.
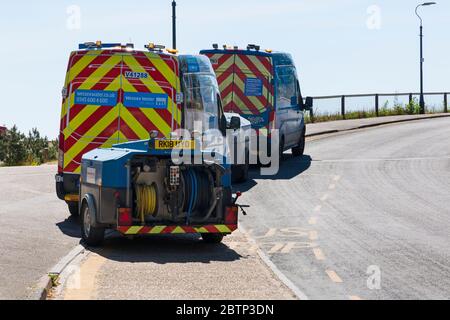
[56,42,183,215]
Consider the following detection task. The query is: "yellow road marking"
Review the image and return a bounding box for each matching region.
[308,217,318,225]
[281,242,296,254]
[326,270,343,283]
[309,231,318,241]
[263,228,277,238]
[268,243,285,254]
[313,248,326,261]
[349,295,363,300]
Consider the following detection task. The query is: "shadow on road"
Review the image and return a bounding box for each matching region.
[88,234,243,264]
[56,215,81,238]
[235,154,312,193]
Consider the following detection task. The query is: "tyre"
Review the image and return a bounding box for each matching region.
[81,203,105,247]
[201,233,224,244]
[292,128,306,157]
[67,202,79,216]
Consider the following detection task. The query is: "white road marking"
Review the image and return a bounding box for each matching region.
[281,242,296,254]
[320,194,329,201]
[313,248,326,261]
[328,184,336,190]
[309,231,318,241]
[326,270,343,283]
[308,217,318,225]
[314,205,322,212]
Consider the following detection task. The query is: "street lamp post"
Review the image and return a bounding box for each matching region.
[172,0,177,50]
[415,2,437,114]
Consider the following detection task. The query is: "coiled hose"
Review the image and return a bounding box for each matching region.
[136,184,157,223]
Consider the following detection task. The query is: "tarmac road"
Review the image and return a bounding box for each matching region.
[0,165,80,299]
[238,117,450,299]
[1,116,449,300]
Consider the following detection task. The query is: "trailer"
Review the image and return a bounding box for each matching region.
[79,138,238,246]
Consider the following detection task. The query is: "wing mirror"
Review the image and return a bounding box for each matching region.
[302,96,313,111]
[229,116,241,130]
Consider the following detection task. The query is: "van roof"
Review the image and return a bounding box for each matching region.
[200,48,274,58]
[200,49,295,67]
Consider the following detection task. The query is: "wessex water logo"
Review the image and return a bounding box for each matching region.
[125,71,149,79]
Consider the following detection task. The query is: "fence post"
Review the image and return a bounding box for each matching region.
[444,94,448,113]
[309,99,315,123]
[375,94,379,117]
[341,96,346,120]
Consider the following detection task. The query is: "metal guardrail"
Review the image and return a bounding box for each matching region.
[307,92,449,122]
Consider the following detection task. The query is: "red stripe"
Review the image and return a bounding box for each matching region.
[70,54,112,84]
[161,226,176,234]
[65,107,113,150]
[256,55,273,74]
[232,80,263,115]
[216,64,235,86]
[203,225,220,233]
[119,116,143,140]
[64,119,119,172]
[237,55,271,107]
[139,226,152,234]
[183,226,197,233]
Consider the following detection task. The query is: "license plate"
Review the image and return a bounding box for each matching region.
[155,140,196,150]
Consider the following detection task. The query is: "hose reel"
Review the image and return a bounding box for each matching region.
[135,184,158,223]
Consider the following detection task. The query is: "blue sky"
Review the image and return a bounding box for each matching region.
[1,0,448,137]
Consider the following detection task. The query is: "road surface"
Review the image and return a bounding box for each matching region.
[1,116,449,300]
[239,117,450,299]
[0,165,80,299]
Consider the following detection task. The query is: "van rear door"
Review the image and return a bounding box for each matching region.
[63,50,122,174]
[232,53,274,136]
[202,51,274,136]
[119,52,180,142]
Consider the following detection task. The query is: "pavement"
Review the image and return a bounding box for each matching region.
[51,231,296,300]
[305,113,450,136]
[1,114,449,300]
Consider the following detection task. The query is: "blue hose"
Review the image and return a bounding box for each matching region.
[186,169,196,224]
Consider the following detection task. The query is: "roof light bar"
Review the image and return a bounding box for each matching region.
[78,42,134,50]
[145,43,166,52]
[247,44,260,51]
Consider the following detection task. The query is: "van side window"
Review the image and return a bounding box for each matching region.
[275,66,298,109]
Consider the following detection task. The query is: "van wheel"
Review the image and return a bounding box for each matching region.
[292,129,306,157]
[81,203,105,247]
[67,202,79,216]
[201,233,224,244]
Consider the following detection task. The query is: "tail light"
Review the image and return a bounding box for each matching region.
[118,208,133,226]
[225,205,238,225]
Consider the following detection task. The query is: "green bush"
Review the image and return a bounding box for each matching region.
[0,126,58,167]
